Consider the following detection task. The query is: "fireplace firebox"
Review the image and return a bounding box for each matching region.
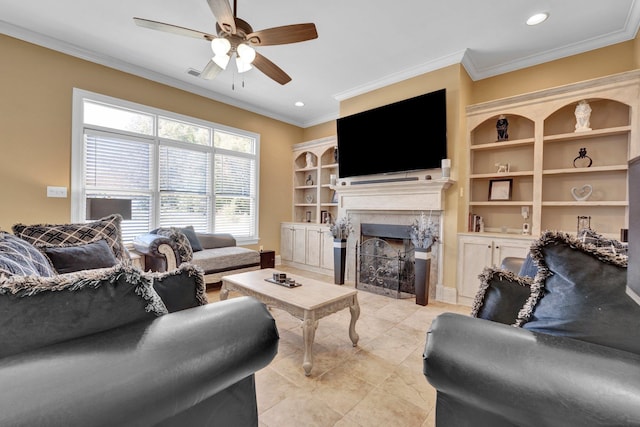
[356,224,416,298]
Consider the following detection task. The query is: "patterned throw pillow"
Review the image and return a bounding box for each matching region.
[577,228,628,255]
[0,233,55,277]
[155,227,194,263]
[12,214,125,261]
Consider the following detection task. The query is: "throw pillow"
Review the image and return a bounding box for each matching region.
[0,263,168,358]
[516,231,640,355]
[471,267,532,325]
[150,263,208,312]
[179,226,203,252]
[0,233,55,278]
[577,228,628,255]
[43,239,119,274]
[12,214,126,261]
[155,227,194,263]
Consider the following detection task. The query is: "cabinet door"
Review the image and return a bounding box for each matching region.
[306,226,322,267]
[320,230,334,270]
[280,224,294,262]
[493,238,530,266]
[292,225,307,264]
[457,237,494,301]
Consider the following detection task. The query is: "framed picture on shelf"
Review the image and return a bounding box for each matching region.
[331,190,338,204]
[321,210,331,224]
[488,179,513,201]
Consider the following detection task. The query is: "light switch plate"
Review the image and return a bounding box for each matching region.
[47,186,67,198]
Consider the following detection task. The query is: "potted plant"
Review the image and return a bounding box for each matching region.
[410,212,439,305]
[328,216,353,284]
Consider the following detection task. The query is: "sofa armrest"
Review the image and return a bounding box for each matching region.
[196,232,236,249]
[133,232,180,272]
[0,296,279,427]
[423,313,640,426]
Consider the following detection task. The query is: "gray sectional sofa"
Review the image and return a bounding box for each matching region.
[134,226,261,284]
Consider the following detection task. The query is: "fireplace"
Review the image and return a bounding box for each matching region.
[332,176,453,302]
[357,224,415,298]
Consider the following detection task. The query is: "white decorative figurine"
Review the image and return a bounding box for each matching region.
[574,100,592,132]
[305,152,315,168]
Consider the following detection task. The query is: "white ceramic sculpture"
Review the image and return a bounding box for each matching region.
[574,100,592,132]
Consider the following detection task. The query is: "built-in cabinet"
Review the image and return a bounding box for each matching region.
[280,222,333,275]
[456,233,532,305]
[459,71,640,305]
[291,136,339,224]
[282,136,339,275]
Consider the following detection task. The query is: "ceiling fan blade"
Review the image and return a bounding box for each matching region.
[133,17,215,40]
[206,0,236,34]
[200,59,223,80]
[247,23,318,46]
[252,52,291,85]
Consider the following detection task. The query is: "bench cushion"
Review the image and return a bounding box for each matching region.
[191,247,260,274]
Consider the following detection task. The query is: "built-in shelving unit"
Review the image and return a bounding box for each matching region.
[292,136,338,224]
[465,70,640,238]
[456,70,640,306]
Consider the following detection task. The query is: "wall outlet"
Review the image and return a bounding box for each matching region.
[47,186,67,198]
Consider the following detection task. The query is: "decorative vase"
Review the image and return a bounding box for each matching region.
[414,247,431,306]
[333,238,347,285]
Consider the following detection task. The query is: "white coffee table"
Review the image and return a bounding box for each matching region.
[220,268,360,376]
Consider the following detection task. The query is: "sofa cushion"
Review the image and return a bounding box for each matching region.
[0,233,55,278]
[12,214,126,261]
[471,268,532,325]
[155,228,193,263]
[516,231,640,355]
[191,246,260,274]
[43,239,119,274]
[0,263,168,358]
[150,263,208,312]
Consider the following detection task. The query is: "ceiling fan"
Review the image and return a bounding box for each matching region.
[134,0,318,85]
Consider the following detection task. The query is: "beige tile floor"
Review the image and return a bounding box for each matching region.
[207,266,469,427]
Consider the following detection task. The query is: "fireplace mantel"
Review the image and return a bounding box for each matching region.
[333,177,454,212]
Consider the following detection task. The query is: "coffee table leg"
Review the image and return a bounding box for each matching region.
[302,311,318,376]
[349,297,360,346]
[219,283,229,301]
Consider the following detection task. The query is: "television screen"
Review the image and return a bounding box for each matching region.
[336,88,447,178]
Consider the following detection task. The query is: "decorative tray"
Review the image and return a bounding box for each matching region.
[264,278,302,288]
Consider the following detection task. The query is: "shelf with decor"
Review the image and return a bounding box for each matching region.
[289,136,338,233]
[459,71,640,305]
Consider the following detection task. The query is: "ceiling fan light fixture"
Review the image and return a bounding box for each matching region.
[213,53,230,70]
[526,12,549,26]
[236,56,253,73]
[211,37,231,55]
[237,43,256,64]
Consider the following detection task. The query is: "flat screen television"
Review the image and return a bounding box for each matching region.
[336,88,447,179]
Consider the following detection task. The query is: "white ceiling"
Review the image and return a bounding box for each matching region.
[1,1,639,128]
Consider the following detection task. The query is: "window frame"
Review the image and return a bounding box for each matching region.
[71,88,260,245]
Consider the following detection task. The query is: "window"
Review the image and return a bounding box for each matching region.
[71,89,260,245]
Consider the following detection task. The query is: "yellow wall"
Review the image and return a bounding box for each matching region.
[0,35,301,252]
[3,29,640,295]
[308,33,640,292]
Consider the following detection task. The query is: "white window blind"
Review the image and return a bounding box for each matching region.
[72,89,260,244]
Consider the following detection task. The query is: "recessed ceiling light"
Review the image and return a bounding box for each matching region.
[527,12,549,26]
[295,101,305,107]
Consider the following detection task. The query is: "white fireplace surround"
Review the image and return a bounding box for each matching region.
[333,176,454,301]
